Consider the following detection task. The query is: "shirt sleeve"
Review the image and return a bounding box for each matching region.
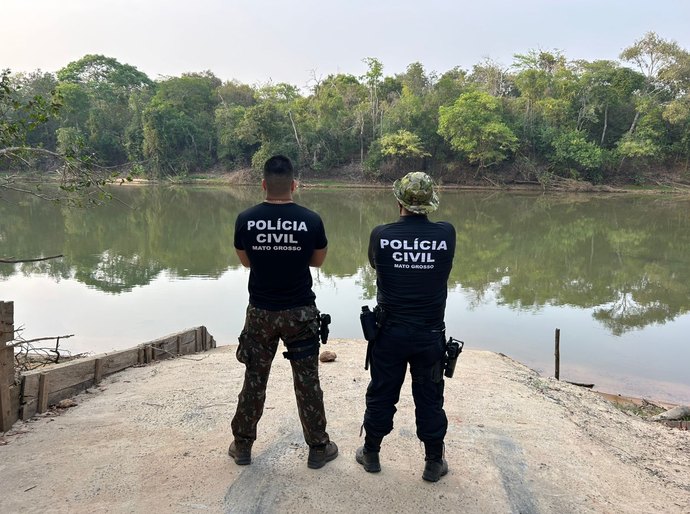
[368,226,381,269]
[314,217,328,250]
[446,222,457,257]
[233,215,245,250]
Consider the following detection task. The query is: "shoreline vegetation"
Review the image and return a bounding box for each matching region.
[125,165,690,195]
[3,31,690,202]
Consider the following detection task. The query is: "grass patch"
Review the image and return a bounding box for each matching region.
[609,399,666,419]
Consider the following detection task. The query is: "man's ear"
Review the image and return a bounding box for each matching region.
[291,179,297,192]
[261,178,267,191]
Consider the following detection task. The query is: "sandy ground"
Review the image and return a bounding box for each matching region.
[1,340,689,514]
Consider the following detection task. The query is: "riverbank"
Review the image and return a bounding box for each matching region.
[1,341,688,513]
[126,165,690,195]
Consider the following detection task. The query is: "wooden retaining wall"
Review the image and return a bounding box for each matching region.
[1,301,16,432]
[1,301,216,432]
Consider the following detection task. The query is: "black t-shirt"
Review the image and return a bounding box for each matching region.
[368,215,456,329]
[234,202,327,310]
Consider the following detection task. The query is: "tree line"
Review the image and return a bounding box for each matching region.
[2,31,689,185]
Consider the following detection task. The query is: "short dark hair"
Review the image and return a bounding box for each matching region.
[263,155,294,194]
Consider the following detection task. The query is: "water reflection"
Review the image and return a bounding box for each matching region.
[2,186,690,402]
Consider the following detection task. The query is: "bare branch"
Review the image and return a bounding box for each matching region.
[0,254,64,264]
[0,146,63,158]
[11,334,74,346]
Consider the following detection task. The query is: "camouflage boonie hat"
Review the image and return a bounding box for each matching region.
[393,172,439,214]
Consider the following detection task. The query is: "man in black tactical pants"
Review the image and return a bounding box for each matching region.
[229,155,338,470]
[357,172,456,482]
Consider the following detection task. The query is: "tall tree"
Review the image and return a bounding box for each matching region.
[361,57,384,140]
[438,90,518,173]
[617,32,686,165]
[142,72,220,175]
[56,55,153,166]
[1,69,125,205]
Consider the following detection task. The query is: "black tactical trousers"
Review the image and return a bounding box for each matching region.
[363,323,447,445]
[231,304,330,447]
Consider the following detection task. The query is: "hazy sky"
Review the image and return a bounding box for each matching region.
[3,0,689,89]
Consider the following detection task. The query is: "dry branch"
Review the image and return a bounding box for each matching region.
[0,254,64,264]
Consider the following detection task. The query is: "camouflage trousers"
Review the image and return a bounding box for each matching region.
[231,304,330,447]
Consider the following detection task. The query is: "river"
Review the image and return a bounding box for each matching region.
[2,185,689,404]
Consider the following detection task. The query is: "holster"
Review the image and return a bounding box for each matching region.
[444,337,464,378]
[282,336,320,361]
[319,313,331,345]
[360,305,385,370]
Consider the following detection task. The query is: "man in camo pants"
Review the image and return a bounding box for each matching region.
[229,155,338,469]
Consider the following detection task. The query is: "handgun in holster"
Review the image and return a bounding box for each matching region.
[319,313,331,345]
[360,305,384,370]
[444,337,464,378]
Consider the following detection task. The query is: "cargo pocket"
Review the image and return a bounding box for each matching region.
[236,330,251,365]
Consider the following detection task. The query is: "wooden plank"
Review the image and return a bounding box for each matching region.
[101,348,139,375]
[0,346,13,387]
[0,301,14,344]
[22,374,39,402]
[16,327,214,422]
[47,381,93,407]
[10,384,20,419]
[0,302,15,430]
[0,384,20,431]
[179,330,197,355]
[22,359,96,394]
[20,346,144,420]
[144,328,197,349]
[20,375,32,421]
[1,301,15,391]
[94,358,103,384]
[37,373,49,413]
[160,339,177,357]
[154,341,175,360]
[0,381,12,431]
[21,404,32,421]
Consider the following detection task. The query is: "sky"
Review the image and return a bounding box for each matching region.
[3,0,690,89]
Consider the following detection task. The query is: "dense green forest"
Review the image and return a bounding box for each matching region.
[2,31,690,186]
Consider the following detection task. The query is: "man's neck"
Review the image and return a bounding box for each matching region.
[265,195,293,204]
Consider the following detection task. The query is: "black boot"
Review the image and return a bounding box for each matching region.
[228,440,252,465]
[307,441,339,469]
[422,440,448,482]
[355,446,381,473]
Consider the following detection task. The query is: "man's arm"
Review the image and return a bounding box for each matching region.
[368,227,379,269]
[236,249,251,268]
[309,247,328,267]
